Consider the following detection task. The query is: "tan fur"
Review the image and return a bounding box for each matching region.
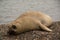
[8,11,52,34]
[18,11,52,26]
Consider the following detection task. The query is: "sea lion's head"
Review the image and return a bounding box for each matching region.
[8,23,21,35]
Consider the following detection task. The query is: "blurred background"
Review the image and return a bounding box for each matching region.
[0,0,60,24]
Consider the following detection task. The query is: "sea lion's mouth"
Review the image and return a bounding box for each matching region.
[8,30,17,35]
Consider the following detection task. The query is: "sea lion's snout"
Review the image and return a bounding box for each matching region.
[8,25,17,35]
[8,29,16,35]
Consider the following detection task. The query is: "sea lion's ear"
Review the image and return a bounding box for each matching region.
[12,25,17,29]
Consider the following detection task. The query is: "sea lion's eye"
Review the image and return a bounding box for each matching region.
[12,25,16,29]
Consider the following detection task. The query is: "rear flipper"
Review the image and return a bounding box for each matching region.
[38,22,52,31]
[34,20,52,32]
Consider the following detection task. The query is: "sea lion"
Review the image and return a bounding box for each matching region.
[8,11,52,34]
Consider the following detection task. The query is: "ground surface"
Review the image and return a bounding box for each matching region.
[0,21,60,40]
